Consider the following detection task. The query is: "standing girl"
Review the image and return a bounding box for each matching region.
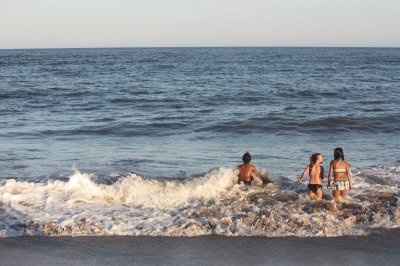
[327,148,352,202]
[298,153,324,200]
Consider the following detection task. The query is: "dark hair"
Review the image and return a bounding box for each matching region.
[334,148,344,161]
[309,153,321,167]
[242,152,251,163]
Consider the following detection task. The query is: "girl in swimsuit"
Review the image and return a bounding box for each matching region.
[298,153,324,200]
[326,147,352,202]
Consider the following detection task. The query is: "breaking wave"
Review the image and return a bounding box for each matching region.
[0,166,399,237]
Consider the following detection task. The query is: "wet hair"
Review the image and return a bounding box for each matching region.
[242,152,251,163]
[334,148,344,161]
[309,153,321,166]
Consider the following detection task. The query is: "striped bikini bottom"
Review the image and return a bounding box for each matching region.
[332,180,349,191]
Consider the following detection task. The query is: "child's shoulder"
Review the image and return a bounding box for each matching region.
[249,163,257,168]
[238,163,255,168]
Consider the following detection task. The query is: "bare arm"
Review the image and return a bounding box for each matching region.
[252,166,262,180]
[346,162,352,190]
[298,166,309,184]
[327,161,333,188]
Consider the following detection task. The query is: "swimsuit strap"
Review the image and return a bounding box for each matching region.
[334,168,346,173]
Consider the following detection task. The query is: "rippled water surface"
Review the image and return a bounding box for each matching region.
[0,48,399,236]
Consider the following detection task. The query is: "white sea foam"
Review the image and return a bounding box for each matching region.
[0,166,399,237]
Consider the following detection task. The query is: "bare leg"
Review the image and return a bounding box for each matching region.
[333,190,340,202]
[308,190,315,200]
[316,188,323,200]
[340,190,347,201]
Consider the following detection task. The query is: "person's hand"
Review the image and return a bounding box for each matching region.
[349,183,352,190]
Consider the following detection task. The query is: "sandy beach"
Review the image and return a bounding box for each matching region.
[0,229,399,266]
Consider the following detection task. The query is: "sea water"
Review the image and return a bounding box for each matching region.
[0,47,399,236]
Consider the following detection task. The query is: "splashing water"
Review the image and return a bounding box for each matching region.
[0,166,399,237]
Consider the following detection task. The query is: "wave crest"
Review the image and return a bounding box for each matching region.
[0,167,399,237]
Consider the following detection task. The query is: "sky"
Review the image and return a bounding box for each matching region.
[1,0,400,49]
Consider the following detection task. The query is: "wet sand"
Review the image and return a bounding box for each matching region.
[0,229,399,266]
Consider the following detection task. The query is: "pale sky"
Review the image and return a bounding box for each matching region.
[1,0,400,49]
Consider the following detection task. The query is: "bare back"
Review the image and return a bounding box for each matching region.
[331,160,349,181]
[238,163,259,182]
[309,165,322,185]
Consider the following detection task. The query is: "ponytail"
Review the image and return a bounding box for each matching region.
[309,153,321,170]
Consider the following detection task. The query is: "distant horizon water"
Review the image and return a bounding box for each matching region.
[2,45,400,50]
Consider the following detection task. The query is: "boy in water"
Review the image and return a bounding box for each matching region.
[237,152,262,185]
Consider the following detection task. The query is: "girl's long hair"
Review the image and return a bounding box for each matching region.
[309,153,324,179]
[334,148,344,161]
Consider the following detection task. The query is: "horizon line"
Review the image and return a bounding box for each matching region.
[1,45,400,51]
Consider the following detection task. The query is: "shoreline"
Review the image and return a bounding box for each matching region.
[0,229,399,266]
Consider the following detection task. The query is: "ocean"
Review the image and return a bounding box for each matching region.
[0,47,399,237]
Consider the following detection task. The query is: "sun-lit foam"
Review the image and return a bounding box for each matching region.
[0,166,399,237]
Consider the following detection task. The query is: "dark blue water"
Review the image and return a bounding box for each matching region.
[1,47,400,181]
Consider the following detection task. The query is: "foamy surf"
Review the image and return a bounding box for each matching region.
[0,167,399,237]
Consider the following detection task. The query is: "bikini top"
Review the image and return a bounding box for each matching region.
[333,168,346,173]
[333,159,346,173]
